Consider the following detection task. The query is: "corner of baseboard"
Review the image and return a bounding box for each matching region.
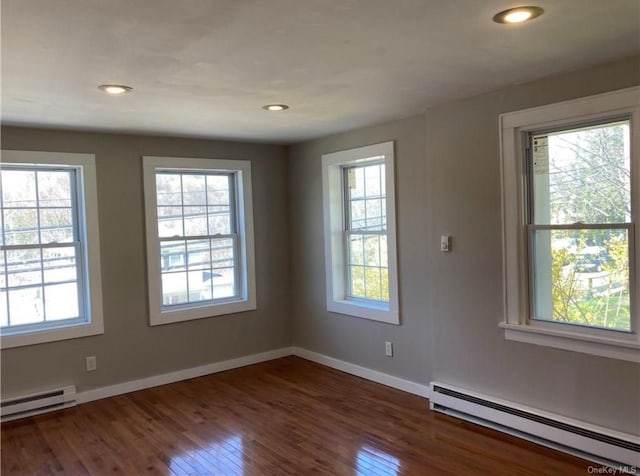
[291,346,431,399]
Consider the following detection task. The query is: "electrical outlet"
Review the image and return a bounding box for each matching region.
[86,355,97,372]
[385,341,393,357]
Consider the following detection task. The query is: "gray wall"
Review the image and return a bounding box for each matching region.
[1,128,291,397]
[289,115,433,385]
[289,55,639,435]
[427,56,640,435]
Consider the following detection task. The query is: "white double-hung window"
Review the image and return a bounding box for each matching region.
[143,156,256,326]
[322,142,399,324]
[0,151,104,348]
[499,87,639,362]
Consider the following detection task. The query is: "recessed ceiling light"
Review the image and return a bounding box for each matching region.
[262,104,289,111]
[98,84,133,95]
[493,6,544,24]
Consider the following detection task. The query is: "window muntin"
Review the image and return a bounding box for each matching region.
[344,162,389,302]
[0,166,87,333]
[526,120,633,333]
[529,120,631,226]
[155,171,239,308]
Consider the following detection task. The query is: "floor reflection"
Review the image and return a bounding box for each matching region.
[170,435,244,475]
[356,445,400,475]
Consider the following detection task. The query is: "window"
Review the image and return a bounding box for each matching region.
[0,151,104,348]
[499,87,639,362]
[143,156,256,325]
[322,142,399,324]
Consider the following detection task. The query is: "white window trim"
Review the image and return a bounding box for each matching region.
[0,150,104,349]
[499,86,640,362]
[143,156,256,326]
[321,141,400,325]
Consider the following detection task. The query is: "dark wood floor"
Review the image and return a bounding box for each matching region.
[2,356,598,475]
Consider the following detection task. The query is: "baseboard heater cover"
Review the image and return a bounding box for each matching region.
[430,382,639,468]
[1,385,76,422]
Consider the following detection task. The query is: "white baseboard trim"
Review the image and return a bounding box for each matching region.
[56,346,431,411]
[77,347,294,404]
[292,347,431,399]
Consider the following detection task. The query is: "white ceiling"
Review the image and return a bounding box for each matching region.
[2,0,639,144]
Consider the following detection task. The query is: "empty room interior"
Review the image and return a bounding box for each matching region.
[1,1,639,474]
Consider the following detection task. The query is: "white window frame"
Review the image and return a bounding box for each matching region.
[0,150,104,349]
[322,141,399,325]
[499,87,640,362]
[143,156,256,326]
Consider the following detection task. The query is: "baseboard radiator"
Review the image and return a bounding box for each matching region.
[1,385,77,422]
[430,382,639,467]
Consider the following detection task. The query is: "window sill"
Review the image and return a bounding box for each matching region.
[1,320,104,349]
[150,298,256,326]
[328,299,399,325]
[499,322,640,362]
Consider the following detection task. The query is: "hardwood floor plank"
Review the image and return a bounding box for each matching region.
[2,357,604,475]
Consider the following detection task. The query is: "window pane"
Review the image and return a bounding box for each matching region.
[187,240,211,271]
[8,287,44,325]
[365,199,384,230]
[346,163,386,232]
[344,162,390,303]
[3,209,38,245]
[188,270,211,303]
[37,171,72,208]
[156,174,182,206]
[2,170,37,208]
[193,270,213,301]
[182,174,206,205]
[157,206,184,238]
[364,235,381,267]
[365,164,382,198]
[43,247,77,284]
[156,173,234,238]
[162,272,188,306]
[364,267,382,301]
[380,268,389,301]
[348,167,365,199]
[160,241,186,271]
[39,208,73,243]
[208,206,231,235]
[207,175,230,205]
[184,206,207,236]
[348,235,364,265]
[6,248,42,288]
[350,200,365,229]
[155,170,242,311]
[211,268,235,299]
[44,283,79,320]
[211,238,234,269]
[532,121,630,225]
[531,228,630,331]
[349,265,365,299]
